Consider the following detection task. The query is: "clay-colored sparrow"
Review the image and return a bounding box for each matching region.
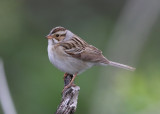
[46,26,135,90]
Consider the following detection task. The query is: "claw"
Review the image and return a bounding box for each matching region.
[62,73,77,93]
[63,73,68,79]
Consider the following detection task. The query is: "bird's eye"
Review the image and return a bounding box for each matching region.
[56,34,59,37]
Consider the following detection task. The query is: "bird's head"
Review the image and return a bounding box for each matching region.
[46,26,69,43]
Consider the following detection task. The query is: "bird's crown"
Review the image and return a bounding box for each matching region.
[50,26,66,34]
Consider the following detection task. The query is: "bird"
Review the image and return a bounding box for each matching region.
[46,26,135,91]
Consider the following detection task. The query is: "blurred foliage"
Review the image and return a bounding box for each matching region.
[0,0,160,114]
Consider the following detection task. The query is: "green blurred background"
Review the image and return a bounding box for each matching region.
[0,0,160,114]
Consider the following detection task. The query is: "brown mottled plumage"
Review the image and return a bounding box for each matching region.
[46,26,135,92]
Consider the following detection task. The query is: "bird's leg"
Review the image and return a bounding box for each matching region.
[63,73,68,79]
[62,73,77,93]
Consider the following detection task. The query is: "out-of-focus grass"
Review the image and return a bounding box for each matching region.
[93,66,160,114]
[123,72,160,113]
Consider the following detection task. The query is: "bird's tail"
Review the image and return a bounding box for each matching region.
[108,61,135,71]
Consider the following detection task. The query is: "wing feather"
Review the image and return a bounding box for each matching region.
[60,39,109,64]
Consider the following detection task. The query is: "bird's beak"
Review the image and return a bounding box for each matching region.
[46,35,53,39]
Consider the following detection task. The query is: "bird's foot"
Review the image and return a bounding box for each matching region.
[63,73,68,79]
[62,73,77,93]
[62,83,76,93]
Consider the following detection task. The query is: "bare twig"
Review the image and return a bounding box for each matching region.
[55,74,80,114]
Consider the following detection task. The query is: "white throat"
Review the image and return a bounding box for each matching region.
[48,39,58,45]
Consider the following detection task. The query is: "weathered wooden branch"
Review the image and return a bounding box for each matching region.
[55,74,80,114]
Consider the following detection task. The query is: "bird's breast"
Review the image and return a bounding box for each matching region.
[47,45,94,74]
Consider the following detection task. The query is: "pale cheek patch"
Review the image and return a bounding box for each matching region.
[59,36,65,41]
[54,36,65,42]
[53,39,59,43]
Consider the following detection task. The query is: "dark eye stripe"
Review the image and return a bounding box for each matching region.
[60,34,66,37]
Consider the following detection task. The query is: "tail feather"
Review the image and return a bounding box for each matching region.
[108,61,135,71]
